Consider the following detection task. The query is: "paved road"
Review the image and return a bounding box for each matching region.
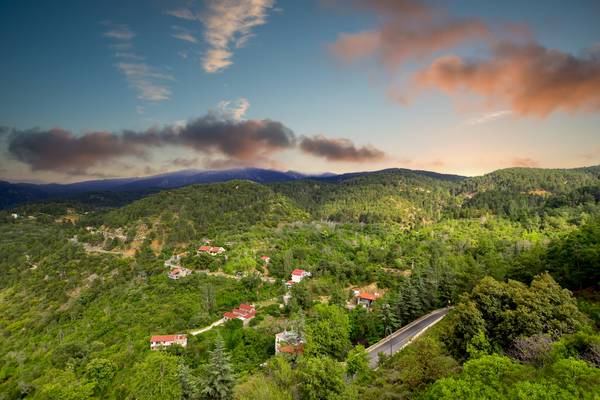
[367,308,450,368]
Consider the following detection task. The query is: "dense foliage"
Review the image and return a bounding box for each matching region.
[1,166,599,399]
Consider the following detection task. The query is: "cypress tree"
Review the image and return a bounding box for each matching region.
[202,336,234,400]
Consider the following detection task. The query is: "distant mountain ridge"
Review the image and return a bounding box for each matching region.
[3,165,598,210]
[0,168,340,209]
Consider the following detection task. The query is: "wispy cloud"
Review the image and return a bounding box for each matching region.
[103,25,136,40]
[465,110,513,125]
[218,98,250,120]
[167,0,276,73]
[103,23,173,102]
[171,25,198,44]
[166,8,197,21]
[116,63,174,101]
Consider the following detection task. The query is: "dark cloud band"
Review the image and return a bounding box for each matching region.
[299,134,385,162]
[4,114,384,174]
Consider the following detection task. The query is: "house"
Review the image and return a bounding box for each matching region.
[223,303,256,325]
[11,213,18,219]
[150,334,188,350]
[197,245,226,255]
[356,291,381,308]
[168,267,191,280]
[291,269,311,283]
[275,330,304,355]
[260,256,270,263]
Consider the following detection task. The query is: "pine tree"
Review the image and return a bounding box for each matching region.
[202,336,234,400]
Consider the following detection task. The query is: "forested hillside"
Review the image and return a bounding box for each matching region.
[1,166,599,399]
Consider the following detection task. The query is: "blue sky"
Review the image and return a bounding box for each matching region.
[0,0,599,182]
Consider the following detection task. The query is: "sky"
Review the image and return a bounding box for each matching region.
[0,0,599,183]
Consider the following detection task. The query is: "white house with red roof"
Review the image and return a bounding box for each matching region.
[291,269,311,283]
[197,245,225,255]
[260,255,270,263]
[150,334,188,350]
[356,291,381,308]
[223,303,256,325]
[168,267,191,280]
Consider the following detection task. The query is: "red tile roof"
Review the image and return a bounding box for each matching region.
[291,269,306,276]
[239,303,253,311]
[150,334,186,342]
[278,343,304,354]
[261,255,270,260]
[358,292,378,301]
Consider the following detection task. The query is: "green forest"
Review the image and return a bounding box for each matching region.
[1,166,600,399]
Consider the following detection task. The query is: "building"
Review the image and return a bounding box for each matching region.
[260,255,270,263]
[223,303,256,325]
[275,330,304,355]
[11,213,18,219]
[150,334,188,350]
[291,269,311,283]
[168,267,191,280]
[197,245,226,255]
[356,292,381,308]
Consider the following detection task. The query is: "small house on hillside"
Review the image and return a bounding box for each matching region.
[150,334,187,350]
[197,245,225,255]
[223,303,256,325]
[356,291,381,308]
[260,255,271,263]
[291,269,311,283]
[275,330,304,355]
[168,267,191,280]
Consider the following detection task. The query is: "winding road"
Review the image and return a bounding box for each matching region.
[366,307,450,368]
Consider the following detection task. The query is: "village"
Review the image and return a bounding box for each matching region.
[149,239,383,355]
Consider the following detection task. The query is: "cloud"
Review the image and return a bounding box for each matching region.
[171,25,198,43]
[171,157,199,168]
[166,8,197,21]
[218,98,250,120]
[511,157,539,168]
[414,42,600,116]
[329,0,491,70]
[116,62,174,101]
[103,23,173,102]
[4,112,384,175]
[6,128,151,173]
[4,111,295,174]
[299,134,386,162]
[103,25,136,40]
[465,110,513,125]
[197,0,275,73]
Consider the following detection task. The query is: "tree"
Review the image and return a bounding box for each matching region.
[202,336,234,400]
[346,345,369,380]
[40,369,95,400]
[234,374,292,400]
[305,303,351,360]
[297,356,345,400]
[130,352,182,400]
[329,286,348,307]
[179,361,202,400]
[85,358,117,395]
[291,282,313,309]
